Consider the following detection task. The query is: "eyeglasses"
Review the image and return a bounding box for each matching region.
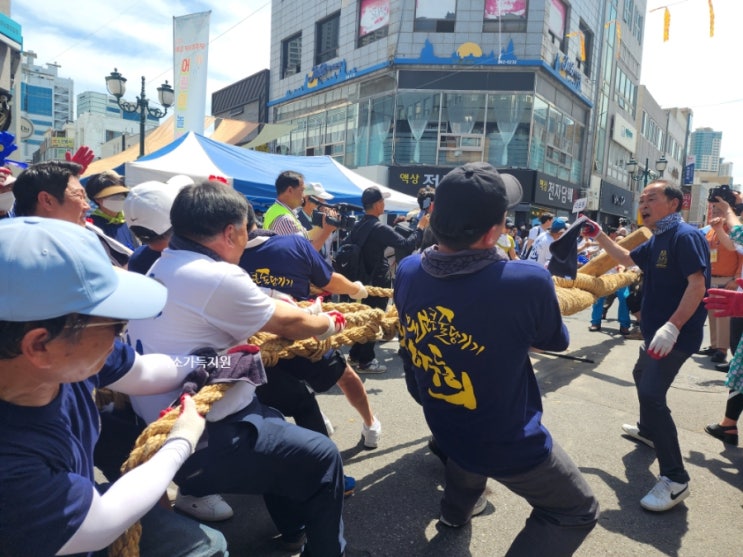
[66,319,128,338]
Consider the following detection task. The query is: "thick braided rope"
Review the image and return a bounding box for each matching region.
[108,284,394,555]
[108,384,231,557]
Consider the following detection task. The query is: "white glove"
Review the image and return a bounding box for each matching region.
[261,287,297,306]
[206,382,256,422]
[303,296,324,315]
[350,281,368,300]
[647,322,679,359]
[315,310,347,340]
[165,395,205,454]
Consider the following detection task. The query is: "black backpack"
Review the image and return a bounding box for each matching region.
[332,219,377,282]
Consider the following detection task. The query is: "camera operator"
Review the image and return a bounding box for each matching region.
[298,182,338,263]
[264,170,337,252]
[346,187,428,373]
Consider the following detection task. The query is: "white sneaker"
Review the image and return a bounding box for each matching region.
[322,411,335,436]
[174,491,234,521]
[439,495,488,527]
[621,423,655,448]
[362,416,382,448]
[357,359,387,374]
[640,476,689,512]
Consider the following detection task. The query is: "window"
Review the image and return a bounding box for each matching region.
[358,0,390,47]
[414,0,456,33]
[282,33,302,79]
[316,12,340,65]
[483,0,528,33]
[578,20,594,78]
[547,0,568,53]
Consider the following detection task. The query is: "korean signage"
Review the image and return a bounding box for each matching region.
[388,165,450,197]
[599,180,634,218]
[611,113,637,153]
[534,172,577,211]
[684,155,695,185]
[173,11,210,138]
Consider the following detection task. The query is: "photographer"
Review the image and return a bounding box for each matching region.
[395,186,435,255]
[298,181,338,263]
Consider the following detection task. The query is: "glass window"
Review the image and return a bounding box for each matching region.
[394,92,440,164]
[578,20,594,78]
[356,95,394,166]
[358,0,390,47]
[547,0,567,40]
[316,12,340,65]
[414,0,456,33]
[483,0,528,33]
[486,93,531,167]
[281,33,302,79]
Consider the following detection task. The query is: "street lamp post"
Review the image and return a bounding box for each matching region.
[626,154,668,188]
[105,69,174,158]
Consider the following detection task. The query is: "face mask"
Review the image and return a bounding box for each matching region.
[0,191,14,212]
[101,198,126,214]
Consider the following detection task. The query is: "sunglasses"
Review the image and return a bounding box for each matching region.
[66,319,128,338]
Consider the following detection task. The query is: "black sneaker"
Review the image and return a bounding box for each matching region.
[710,350,727,363]
[697,346,716,355]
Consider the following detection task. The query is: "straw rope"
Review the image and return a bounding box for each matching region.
[107,269,637,554]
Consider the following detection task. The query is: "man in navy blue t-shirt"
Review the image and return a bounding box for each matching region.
[395,162,598,555]
[585,180,710,513]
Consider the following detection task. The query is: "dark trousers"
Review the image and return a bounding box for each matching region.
[176,399,345,557]
[442,443,598,556]
[349,293,388,365]
[632,346,690,483]
[256,365,328,436]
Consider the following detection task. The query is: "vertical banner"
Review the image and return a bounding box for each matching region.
[173,11,211,138]
[684,155,695,185]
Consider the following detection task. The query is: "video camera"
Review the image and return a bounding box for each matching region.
[310,198,363,231]
[708,185,737,206]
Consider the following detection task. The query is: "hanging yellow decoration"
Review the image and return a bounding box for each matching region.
[663,8,670,42]
[565,31,586,61]
[709,0,715,37]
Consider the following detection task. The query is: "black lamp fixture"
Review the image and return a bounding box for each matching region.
[627,154,668,188]
[105,68,174,158]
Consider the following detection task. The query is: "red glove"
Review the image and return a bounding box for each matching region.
[704,279,743,317]
[65,145,95,174]
[579,215,602,239]
[316,310,346,340]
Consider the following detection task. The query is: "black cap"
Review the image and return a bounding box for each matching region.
[85,170,129,200]
[361,186,390,206]
[430,162,522,242]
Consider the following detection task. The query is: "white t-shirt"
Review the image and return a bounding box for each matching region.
[529,232,555,266]
[127,248,275,423]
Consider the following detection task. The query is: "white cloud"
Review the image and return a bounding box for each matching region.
[13,0,271,112]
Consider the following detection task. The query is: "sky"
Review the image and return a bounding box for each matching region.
[11,0,742,183]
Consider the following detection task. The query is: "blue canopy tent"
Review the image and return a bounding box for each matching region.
[123,132,417,213]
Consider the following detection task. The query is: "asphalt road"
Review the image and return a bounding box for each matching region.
[197,308,743,556]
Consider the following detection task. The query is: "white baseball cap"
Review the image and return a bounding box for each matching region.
[304,181,334,200]
[124,180,184,235]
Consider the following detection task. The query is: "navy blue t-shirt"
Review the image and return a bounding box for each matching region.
[0,341,135,557]
[239,234,333,300]
[127,245,163,275]
[395,255,568,477]
[631,222,710,354]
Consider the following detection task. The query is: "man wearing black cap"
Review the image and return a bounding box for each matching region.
[347,186,427,373]
[394,162,598,553]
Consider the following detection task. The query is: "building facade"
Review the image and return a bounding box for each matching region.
[75,91,160,159]
[0,4,21,135]
[268,0,607,223]
[690,127,722,173]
